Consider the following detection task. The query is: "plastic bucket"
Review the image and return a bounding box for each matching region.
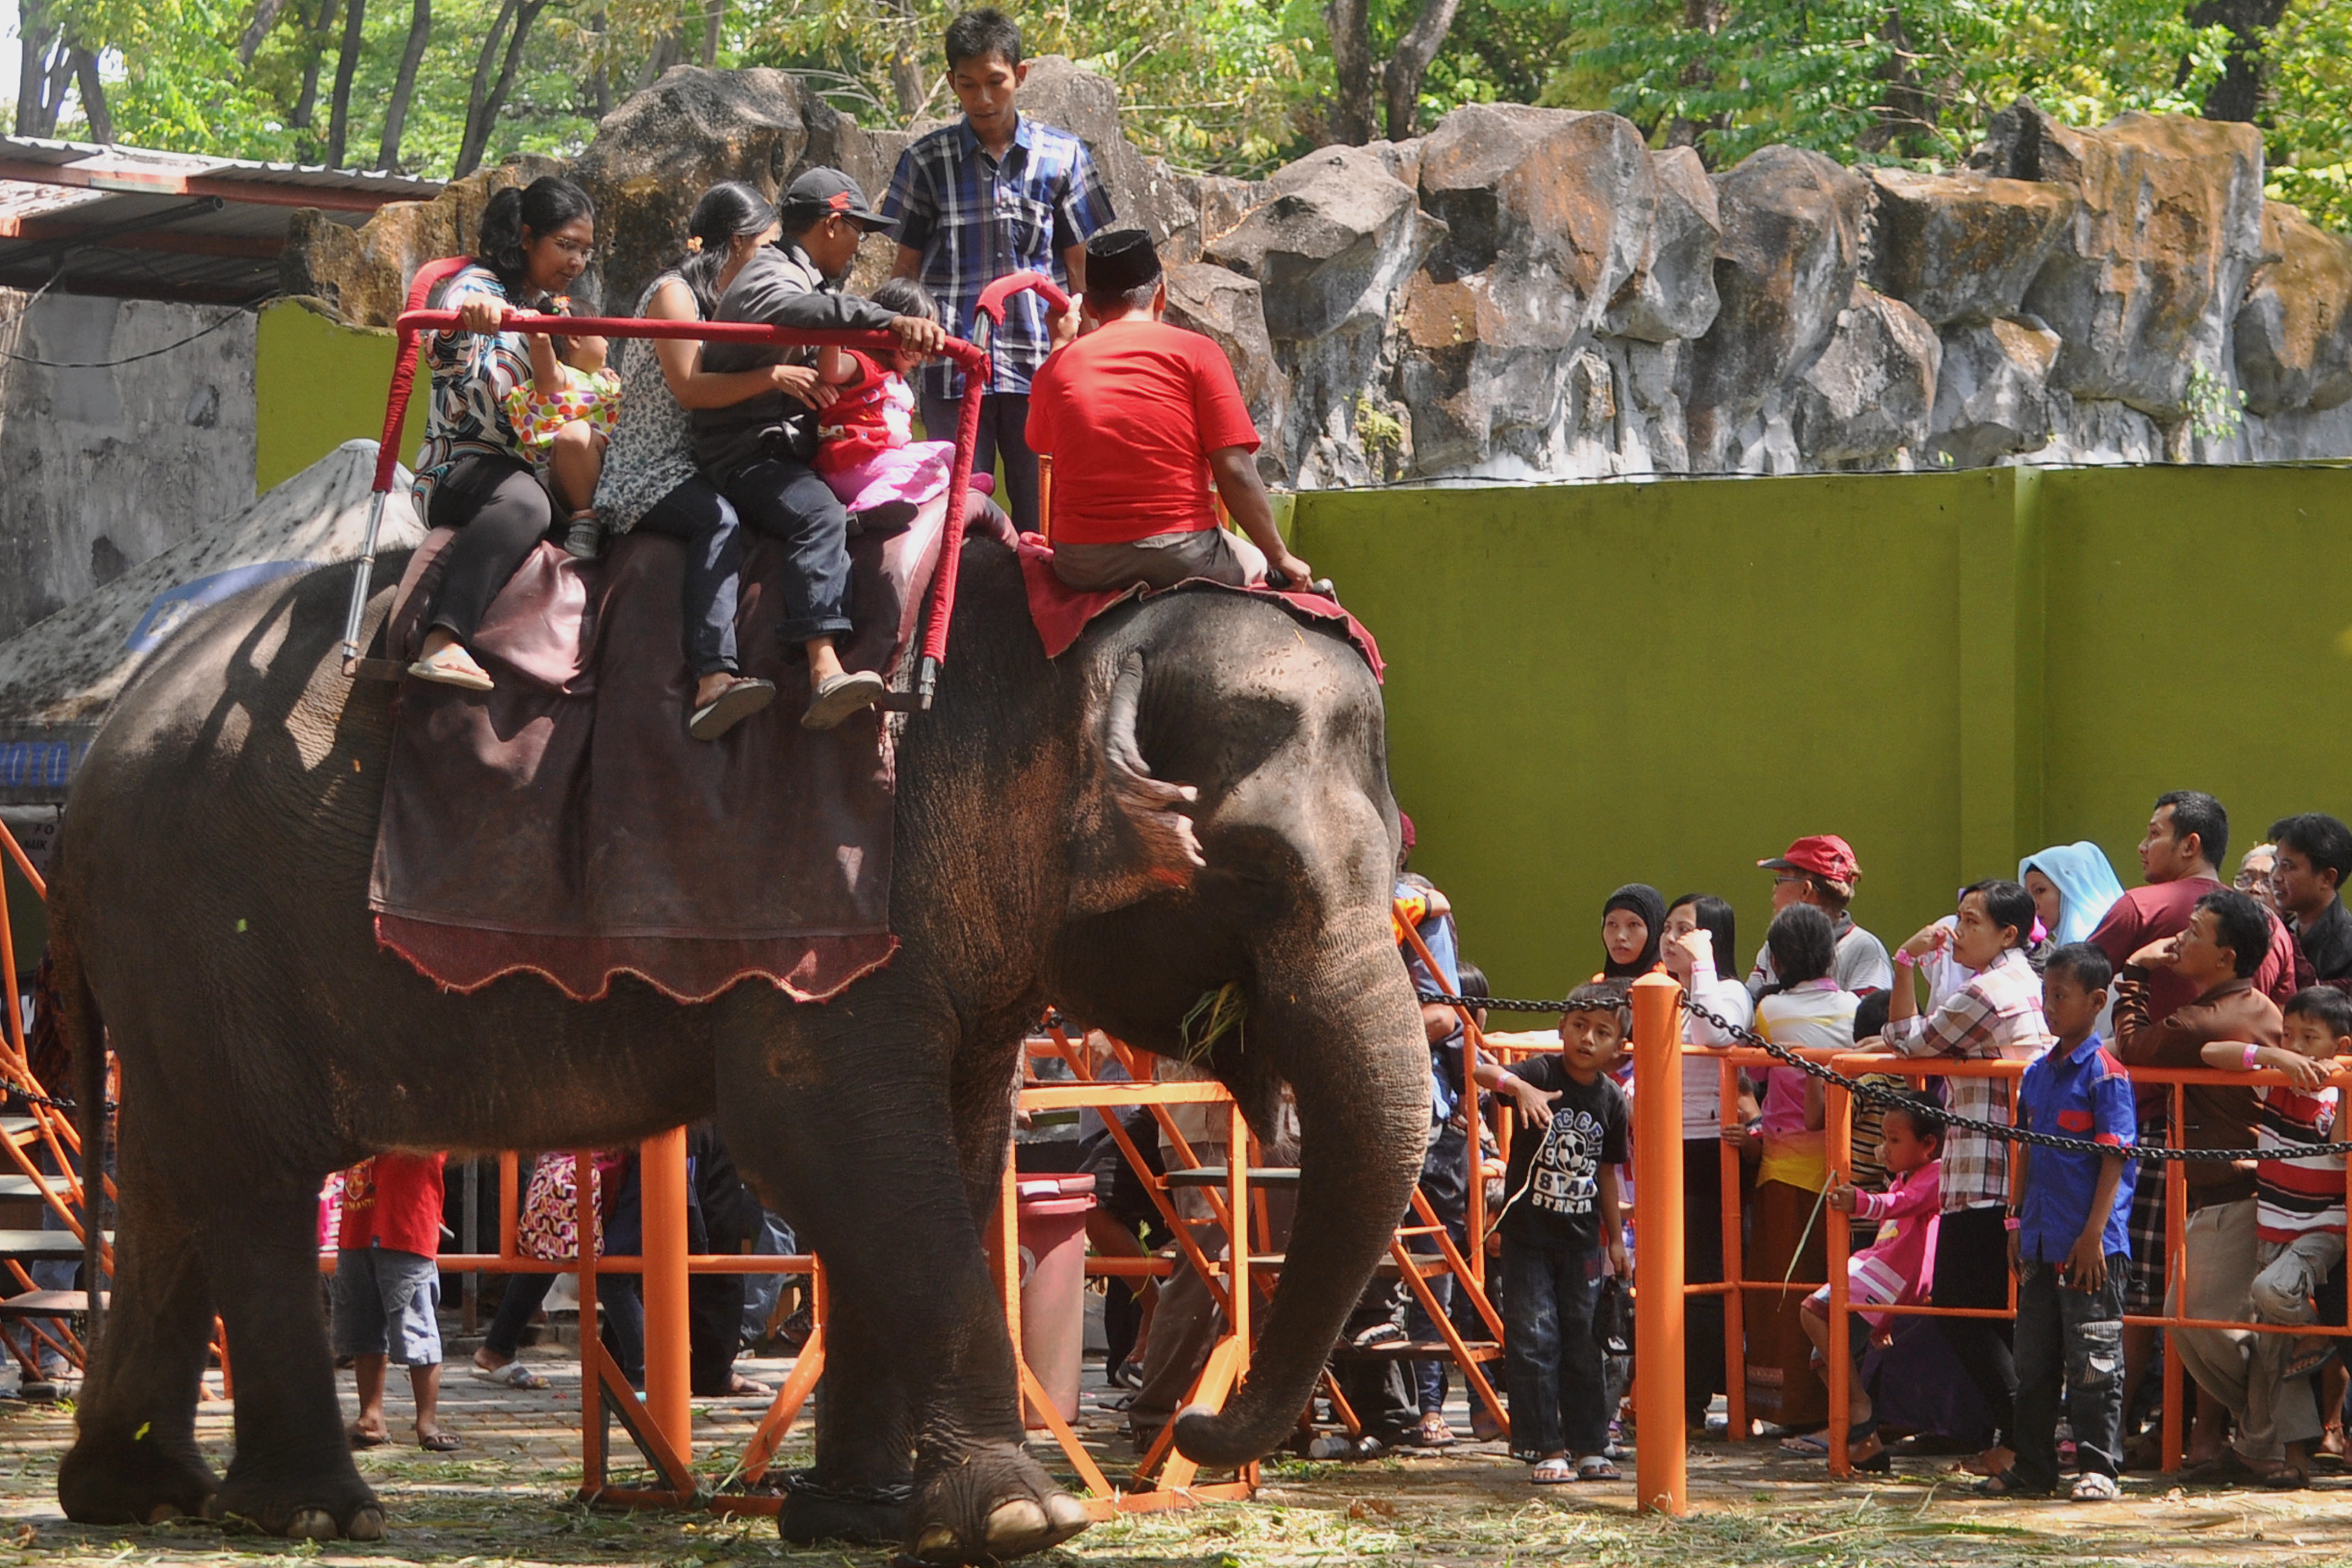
[998,1173,1096,1426]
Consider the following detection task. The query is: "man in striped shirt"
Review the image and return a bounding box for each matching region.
[2205,986,2352,1487]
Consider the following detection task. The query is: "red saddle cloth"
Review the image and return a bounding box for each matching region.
[368,496,960,1005]
[1014,535,1384,679]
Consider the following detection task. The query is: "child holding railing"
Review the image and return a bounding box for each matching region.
[2204,984,2352,1489]
[1781,1099,1944,1472]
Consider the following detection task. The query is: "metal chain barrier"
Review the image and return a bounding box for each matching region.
[1417,987,2352,1164]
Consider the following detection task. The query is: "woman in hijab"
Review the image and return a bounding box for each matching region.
[1599,884,1667,983]
[2018,842,2126,948]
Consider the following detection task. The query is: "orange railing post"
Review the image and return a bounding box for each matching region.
[1630,971,1686,1515]
[639,1127,694,1461]
[1823,1077,1853,1477]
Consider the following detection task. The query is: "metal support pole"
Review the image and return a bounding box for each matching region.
[640,1128,693,1460]
[1630,971,1686,1515]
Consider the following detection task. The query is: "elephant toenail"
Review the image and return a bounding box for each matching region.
[912,1523,959,1560]
[1045,1493,1091,1534]
[348,1506,387,1540]
[984,1499,1048,1550]
[143,1503,183,1525]
[286,1508,337,1540]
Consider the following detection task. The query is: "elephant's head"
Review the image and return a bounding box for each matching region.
[1052,595,1430,1469]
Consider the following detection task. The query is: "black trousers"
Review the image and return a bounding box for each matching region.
[722,456,853,645]
[424,453,555,644]
[921,389,1038,533]
[631,476,743,678]
[1931,1205,2018,1445]
[1682,1139,1729,1423]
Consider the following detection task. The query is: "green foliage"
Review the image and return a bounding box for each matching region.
[2263,0,2352,232]
[1570,0,2234,168]
[9,0,2346,238]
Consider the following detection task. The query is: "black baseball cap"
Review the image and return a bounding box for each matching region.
[781,167,889,231]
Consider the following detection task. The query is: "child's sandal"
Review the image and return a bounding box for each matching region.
[1575,1454,1621,1481]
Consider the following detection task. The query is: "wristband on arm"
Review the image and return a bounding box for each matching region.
[2243,1043,2262,1072]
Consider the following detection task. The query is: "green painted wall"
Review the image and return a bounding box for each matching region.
[1291,464,2352,1005]
[255,299,428,493]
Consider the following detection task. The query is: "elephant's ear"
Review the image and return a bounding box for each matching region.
[1066,648,1205,914]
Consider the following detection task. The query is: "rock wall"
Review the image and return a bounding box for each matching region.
[0,290,258,645]
[284,64,2352,485]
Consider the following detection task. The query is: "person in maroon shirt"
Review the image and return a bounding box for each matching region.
[2086,788,2297,1469]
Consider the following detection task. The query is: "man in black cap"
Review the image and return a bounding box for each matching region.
[1026,228,1311,592]
[695,169,947,730]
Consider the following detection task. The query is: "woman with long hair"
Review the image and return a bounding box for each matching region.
[590,181,842,739]
[408,176,600,691]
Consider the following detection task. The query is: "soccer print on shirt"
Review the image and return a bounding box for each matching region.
[1528,1107,1608,1217]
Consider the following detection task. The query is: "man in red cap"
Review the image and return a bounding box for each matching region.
[1748,834,1894,997]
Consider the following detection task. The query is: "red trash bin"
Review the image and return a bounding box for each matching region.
[993,1173,1097,1426]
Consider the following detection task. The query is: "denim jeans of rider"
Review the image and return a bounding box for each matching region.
[1501,1239,1609,1460]
[2012,1256,2129,1490]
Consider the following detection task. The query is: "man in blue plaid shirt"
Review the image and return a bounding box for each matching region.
[881,7,1115,531]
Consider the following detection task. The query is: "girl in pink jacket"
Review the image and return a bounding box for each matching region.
[1786,1099,1946,1470]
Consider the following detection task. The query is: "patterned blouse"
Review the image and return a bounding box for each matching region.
[591,273,702,535]
[411,263,544,508]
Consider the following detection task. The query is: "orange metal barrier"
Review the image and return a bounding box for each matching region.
[1618,977,2352,1495]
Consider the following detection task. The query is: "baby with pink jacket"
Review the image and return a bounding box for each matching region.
[814,276,988,526]
[1784,1097,1946,1470]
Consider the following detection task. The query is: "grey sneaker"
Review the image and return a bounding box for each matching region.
[563,515,603,560]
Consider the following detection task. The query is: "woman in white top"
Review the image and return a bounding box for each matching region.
[1664,892,1751,1429]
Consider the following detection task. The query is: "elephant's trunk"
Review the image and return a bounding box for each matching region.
[1172,930,1429,1468]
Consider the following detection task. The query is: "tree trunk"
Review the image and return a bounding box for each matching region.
[2188,0,2291,121]
[1324,0,1377,145]
[1664,0,1725,159]
[637,29,682,91]
[698,0,723,67]
[588,2,611,118]
[377,0,431,170]
[1381,0,1462,140]
[886,0,927,119]
[291,0,340,131]
[454,0,519,176]
[324,0,368,168]
[70,48,112,143]
[236,0,288,66]
[14,2,73,138]
[456,0,548,176]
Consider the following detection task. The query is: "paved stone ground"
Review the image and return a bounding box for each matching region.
[4,1341,2352,1566]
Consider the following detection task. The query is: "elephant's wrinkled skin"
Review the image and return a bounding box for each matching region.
[45,537,1428,1560]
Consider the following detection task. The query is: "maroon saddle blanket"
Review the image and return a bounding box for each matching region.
[368,496,957,1004]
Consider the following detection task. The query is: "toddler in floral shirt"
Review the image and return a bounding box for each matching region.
[500,296,621,559]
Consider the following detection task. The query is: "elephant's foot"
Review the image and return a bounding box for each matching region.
[777,1487,907,1547]
[202,1464,384,1540]
[900,1442,1091,1564]
[57,1432,219,1527]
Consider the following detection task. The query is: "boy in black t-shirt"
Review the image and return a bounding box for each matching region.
[1474,981,1632,1483]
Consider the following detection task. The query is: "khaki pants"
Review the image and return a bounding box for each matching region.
[2165,1198,2268,1462]
[2246,1229,2347,1450]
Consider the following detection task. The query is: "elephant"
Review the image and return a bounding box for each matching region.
[43,532,1430,1563]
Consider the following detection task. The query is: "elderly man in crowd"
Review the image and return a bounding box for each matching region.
[1746,834,1893,998]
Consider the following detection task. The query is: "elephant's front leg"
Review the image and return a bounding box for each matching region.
[721,1009,1087,1564]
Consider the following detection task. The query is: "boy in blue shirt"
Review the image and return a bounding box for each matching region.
[881,7,1115,532]
[1996,942,2138,1500]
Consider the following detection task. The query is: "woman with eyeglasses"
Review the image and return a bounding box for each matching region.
[406,176,600,691]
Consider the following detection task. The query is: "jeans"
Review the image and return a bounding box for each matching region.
[2012,1256,2128,1490]
[1501,1238,1609,1459]
[722,456,854,644]
[483,1270,554,1362]
[1931,1205,2017,1445]
[631,476,743,677]
[424,453,555,644]
[920,390,1037,532]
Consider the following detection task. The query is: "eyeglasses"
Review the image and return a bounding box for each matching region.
[1772,874,1805,886]
[547,237,595,262]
